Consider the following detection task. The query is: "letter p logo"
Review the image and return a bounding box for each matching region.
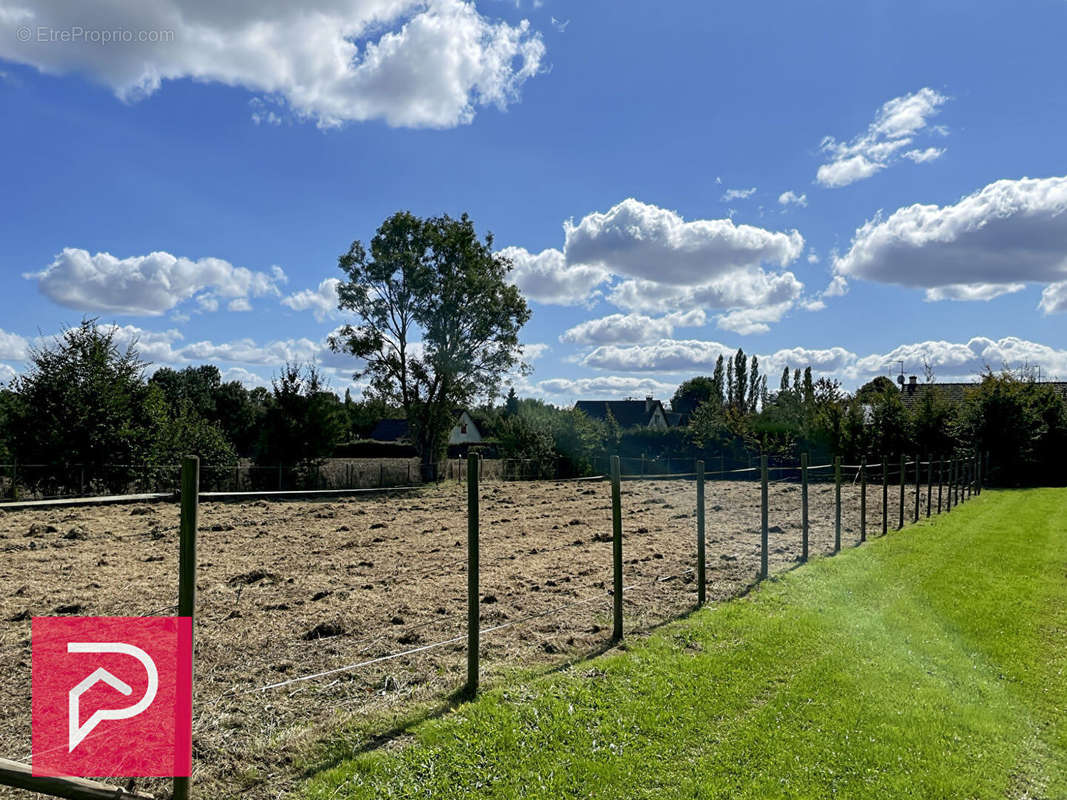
[33,617,191,778]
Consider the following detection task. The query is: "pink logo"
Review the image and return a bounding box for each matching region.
[32,617,192,778]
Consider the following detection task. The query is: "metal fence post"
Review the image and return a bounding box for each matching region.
[860,456,867,543]
[760,455,769,579]
[938,457,944,513]
[466,453,480,696]
[801,453,809,562]
[610,455,623,641]
[696,460,706,605]
[175,456,198,800]
[833,456,841,553]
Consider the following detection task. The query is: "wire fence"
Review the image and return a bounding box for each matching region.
[0,450,986,799]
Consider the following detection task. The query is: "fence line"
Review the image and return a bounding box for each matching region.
[2,448,987,799]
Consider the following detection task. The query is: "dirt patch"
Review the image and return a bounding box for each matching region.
[0,476,924,798]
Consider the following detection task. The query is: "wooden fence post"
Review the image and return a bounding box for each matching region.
[760,455,769,579]
[696,460,706,605]
[833,456,841,553]
[610,455,623,641]
[914,454,920,523]
[967,457,974,500]
[860,456,867,543]
[174,455,199,800]
[466,453,480,696]
[801,453,809,562]
[881,454,888,536]
[938,457,944,513]
[898,454,905,530]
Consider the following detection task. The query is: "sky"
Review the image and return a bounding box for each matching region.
[2,0,1067,405]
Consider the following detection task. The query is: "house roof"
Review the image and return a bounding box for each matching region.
[898,380,1067,409]
[369,411,480,442]
[369,418,410,442]
[574,399,668,428]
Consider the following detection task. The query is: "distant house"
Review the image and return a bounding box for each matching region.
[897,374,1067,409]
[370,410,483,445]
[574,397,673,430]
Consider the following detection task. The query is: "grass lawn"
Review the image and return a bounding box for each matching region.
[302,489,1067,799]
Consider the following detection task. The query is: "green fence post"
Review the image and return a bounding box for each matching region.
[834,456,842,553]
[914,454,920,523]
[696,460,706,606]
[926,456,933,518]
[860,456,867,543]
[881,454,888,535]
[760,455,769,579]
[466,453,480,696]
[174,455,199,800]
[611,455,623,641]
[898,454,905,530]
[801,452,809,562]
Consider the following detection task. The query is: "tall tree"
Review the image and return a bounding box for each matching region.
[331,211,531,476]
[733,348,747,411]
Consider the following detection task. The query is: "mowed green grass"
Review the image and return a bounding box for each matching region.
[302,489,1067,799]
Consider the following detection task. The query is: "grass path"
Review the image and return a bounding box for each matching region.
[302,489,1067,799]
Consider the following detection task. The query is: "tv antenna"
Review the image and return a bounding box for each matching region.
[896,360,905,387]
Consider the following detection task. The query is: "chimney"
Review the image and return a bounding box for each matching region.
[908,375,917,395]
[645,395,654,413]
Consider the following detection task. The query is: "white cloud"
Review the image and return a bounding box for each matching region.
[26,248,286,316]
[535,375,679,405]
[716,302,792,335]
[833,176,1067,308]
[564,198,803,286]
[1039,281,1067,315]
[499,246,610,306]
[778,190,808,208]
[606,269,804,315]
[572,335,1067,385]
[0,0,545,129]
[221,367,269,387]
[559,310,705,346]
[580,339,734,372]
[817,87,948,187]
[0,328,29,360]
[903,147,944,164]
[521,342,550,360]
[281,277,342,321]
[721,187,757,201]
[0,363,16,383]
[924,283,1025,302]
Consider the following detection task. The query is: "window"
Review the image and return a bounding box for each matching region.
[460,423,468,434]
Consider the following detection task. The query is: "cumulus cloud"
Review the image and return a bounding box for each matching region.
[817,87,948,187]
[778,191,808,208]
[281,277,342,321]
[0,363,16,384]
[564,198,803,286]
[0,328,29,360]
[607,270,805,316]
[568,334,1067,387]
[499,246,610,306]
[220,367,269,387]
[833,176,1067,308]
[0,0,545,129]
[716,302,792,335]
[535,375,679,404]
[26,248,286,316]
[559,310,706,346]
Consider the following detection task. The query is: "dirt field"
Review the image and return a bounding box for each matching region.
[0,474,931,798]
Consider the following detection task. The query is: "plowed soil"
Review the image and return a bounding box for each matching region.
[0,474,930,798]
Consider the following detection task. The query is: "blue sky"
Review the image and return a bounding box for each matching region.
[2,0,1067,403]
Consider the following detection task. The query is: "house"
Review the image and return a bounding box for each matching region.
[370,410,483,445]
[573,396,672,430]
[897,374,1067,410]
